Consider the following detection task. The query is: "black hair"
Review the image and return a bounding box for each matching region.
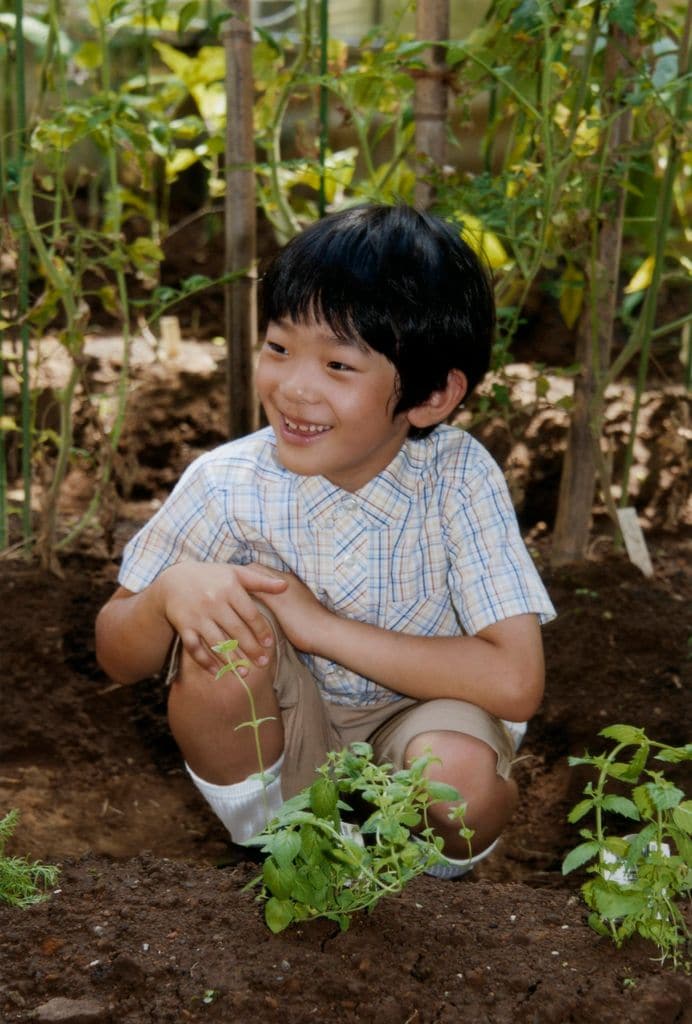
[259,203,495,437]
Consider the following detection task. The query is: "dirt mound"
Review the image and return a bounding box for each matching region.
[1,543,690,1022]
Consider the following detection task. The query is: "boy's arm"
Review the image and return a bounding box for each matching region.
[260,572,544,722]
[95,561,288,685]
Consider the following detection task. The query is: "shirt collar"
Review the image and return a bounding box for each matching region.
[292,438,429,528]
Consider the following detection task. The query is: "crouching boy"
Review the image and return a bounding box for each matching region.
[96,203,555,878]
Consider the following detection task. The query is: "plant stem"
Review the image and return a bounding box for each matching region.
[14,0,32,551]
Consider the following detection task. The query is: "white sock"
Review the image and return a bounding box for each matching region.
[423,836,500,879]
[502,719,527,752]
[186,756,284,844]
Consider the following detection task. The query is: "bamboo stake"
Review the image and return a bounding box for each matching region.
[318,0,329,217]
[224,0,257,439]
[551,23,634,565]
[414,0,449,210]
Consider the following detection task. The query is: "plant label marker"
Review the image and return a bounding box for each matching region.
[616,507,654,577]
[160,316,182,359]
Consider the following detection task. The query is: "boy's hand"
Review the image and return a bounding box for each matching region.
[156,561,289,674]
[259,570,332,654]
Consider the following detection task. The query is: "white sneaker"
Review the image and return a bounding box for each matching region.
[422,836,500,879]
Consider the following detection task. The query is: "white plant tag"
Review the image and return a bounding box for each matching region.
[616,507,654,577]
[160,315,182,358]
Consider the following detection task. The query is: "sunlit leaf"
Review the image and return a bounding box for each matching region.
[624,256,655,294]
[454,212,508,269]
[558,263,584,329]
[74,41,103,70]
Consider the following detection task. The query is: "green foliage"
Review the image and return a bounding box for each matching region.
[434,0,689,365]
[2,0,689,564]
[245,741,472,933]
[563,725,691,970]
[0,810,59,908]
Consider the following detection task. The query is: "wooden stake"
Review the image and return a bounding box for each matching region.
[224,1,258,439]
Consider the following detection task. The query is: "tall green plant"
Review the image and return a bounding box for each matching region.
[432,0,690,562]
[0,0,221,564]
[155,0,423,245]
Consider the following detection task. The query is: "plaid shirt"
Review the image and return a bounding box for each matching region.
[120,425,555,707]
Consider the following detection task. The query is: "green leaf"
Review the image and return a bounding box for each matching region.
[655,744,692,764]
[562,841,599,874]
[426,781,462,803]
[264,897,294,934]
[178,0,199,35]
[263,858,296,900]
[633,784,656,819]
[309,778,338,820]
[271,830,301,867]
[672,801,692,835]
[644,781,684,812]
[74,41,104,70]
[586,910,610,938]
[567,798,594,824]
[593,884,648,920]
[182,274,212,293]
[607,0,637,36]
[601,795,640,820]
[599,724,645,745]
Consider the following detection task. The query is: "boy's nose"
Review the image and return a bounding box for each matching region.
[280,374,319,404]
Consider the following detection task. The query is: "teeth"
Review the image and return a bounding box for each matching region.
[285,417,330,434]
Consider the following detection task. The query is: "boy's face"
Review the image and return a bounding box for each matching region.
[256,317,411,492]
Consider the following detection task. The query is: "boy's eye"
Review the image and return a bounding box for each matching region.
[327,360,355,372]
[265,340,287,355]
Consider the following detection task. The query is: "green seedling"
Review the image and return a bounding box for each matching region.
[210,638,473,933]
[245,741,473,934]
[563,725,691,970]
[212,638,278,813]
[0,810,59,908]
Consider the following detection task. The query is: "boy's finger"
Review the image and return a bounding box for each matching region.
[179,628,217,675]
[239,564,290,589]
[219,598,275,661]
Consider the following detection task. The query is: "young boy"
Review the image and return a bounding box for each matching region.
[96,203,555,878]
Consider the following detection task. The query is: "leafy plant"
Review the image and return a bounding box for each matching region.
[563,724,692,969]
[244,740,472,934]
[0,809,59,908]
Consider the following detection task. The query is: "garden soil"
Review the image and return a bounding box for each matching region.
[1,345,690,1023]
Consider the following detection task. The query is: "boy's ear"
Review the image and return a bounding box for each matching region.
[406,369,468,429]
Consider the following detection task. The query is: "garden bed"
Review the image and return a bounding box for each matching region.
[0,350,690,1023]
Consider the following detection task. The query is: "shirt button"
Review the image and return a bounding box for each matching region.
[341,552,358,568]
[341,497,359,512]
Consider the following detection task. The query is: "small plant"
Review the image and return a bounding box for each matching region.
[0,809,59,908]
[563,725,692,969]
[244,741,472,933]
[211,637,472,934]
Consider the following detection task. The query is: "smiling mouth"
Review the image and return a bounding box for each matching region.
[282,415,331,435]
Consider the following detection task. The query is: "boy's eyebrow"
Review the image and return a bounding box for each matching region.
[273,317,372,354]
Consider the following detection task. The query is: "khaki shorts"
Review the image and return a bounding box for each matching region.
[166,604,515,800]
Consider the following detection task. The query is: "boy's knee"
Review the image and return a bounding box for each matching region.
[405,729,499,780]
[168,645,278,722]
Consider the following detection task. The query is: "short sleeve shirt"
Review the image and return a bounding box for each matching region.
[119,425,556,707]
